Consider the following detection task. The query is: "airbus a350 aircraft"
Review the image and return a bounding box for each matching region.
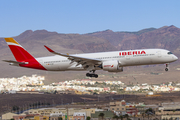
[3,38,178,78]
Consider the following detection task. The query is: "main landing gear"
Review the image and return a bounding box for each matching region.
[165,63,169,71]
[86,70,98,78]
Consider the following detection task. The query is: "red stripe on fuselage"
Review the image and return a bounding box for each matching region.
[19,59,46,70]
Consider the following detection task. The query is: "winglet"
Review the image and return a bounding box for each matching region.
[44,45,69,57]
[44,45,55,53]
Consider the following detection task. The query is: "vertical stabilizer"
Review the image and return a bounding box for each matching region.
[4,38,46,70]
[4,38,35,62]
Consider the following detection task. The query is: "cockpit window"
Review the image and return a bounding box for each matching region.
[167,52,173,55]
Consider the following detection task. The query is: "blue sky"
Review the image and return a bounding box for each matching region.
[1,0,180,37]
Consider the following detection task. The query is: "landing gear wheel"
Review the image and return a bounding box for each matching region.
[86,70,98,78]
[165,63,169,72]
[86,73,90,77]
[87,73,98,78]
[95,74,98,78]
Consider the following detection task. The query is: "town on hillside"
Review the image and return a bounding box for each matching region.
[1,75,180,94]
[1,75,180,120]
[2,99,180,120]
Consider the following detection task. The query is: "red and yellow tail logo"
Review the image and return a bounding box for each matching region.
[5,38,35,61]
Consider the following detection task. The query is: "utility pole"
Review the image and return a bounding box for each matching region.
[37,101,38,108]
[19,106,20,114]
[23,105,24,112]
[45,100,47,107]
[66,105,69,120]
[61,98,63,105]
[52,99,54,106]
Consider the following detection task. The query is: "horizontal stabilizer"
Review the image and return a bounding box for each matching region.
[2,60,27,64]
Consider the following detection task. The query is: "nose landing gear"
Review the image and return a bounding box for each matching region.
[86,70,98,78]
[165,63,169,71]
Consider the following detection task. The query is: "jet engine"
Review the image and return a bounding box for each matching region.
[102,60,123,72]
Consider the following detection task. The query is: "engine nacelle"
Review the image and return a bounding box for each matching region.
[102,60,123,72]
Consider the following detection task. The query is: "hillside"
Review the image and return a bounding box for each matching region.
[0,25,180,83]
[86,25,180,52]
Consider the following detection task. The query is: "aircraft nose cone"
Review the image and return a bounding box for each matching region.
[173,55,178,61]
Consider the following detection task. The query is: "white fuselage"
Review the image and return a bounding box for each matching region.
[36,49,178,71]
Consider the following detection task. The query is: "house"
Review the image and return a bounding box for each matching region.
[73,112,86,120]
[126,105,138,116]
[2,112,18,120]
[13,114,45,120]
[109,100,126,114]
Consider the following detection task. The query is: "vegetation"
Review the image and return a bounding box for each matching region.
[99,113,105,120]
[12,105,19,111]
[124,114,130,120]
[145,108,154,114]
[58,117,62,120]
[113,115,119,120]
[119,115,123,120]
[86,116,91,120]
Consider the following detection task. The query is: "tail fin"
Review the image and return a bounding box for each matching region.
[4,38,46,70]
[4,38,35,62]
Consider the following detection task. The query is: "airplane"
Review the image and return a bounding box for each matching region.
[3,38,178,78]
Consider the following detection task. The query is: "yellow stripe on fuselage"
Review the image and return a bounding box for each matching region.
[4,38,19,45]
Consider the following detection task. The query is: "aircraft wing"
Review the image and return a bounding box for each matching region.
[44,45,102,66]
